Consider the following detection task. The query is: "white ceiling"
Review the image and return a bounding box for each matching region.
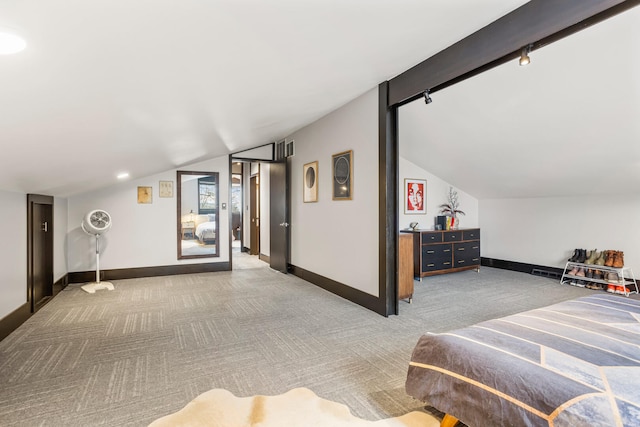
[400,5,640,199]
[0,0,528,197]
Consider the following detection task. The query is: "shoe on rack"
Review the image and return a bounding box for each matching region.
[568,249,580,262]
[604,250,615,267]
[615,285,629,295]
[606,272,620,283]
[576,268,586,277]
[594,251,605,266]
[607,284,617,293]
[585,249,598,264]
[577,249,587,263]
[612,251,624,268]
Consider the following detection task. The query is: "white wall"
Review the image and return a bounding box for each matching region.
[67,155,229,272]
[260,163,270,257]
[0,190,27,319]
[480,194,640,270]
[54,197,68,282]
[288,88,379,296]
[399,157,478,231]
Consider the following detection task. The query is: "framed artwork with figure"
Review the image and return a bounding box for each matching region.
[404,178,426,214]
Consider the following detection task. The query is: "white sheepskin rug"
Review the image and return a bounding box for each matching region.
[149,387,439,427]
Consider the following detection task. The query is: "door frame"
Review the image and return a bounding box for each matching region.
[229,142,287,270]
[27,194,54,313]
[382,0,636,316]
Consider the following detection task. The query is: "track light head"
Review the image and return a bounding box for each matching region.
[519,44,533,66]
[423,90,432,104]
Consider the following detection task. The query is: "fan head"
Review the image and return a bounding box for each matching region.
[81,209,112,235]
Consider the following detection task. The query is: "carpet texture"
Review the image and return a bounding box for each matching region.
[0,251,605,426]
[149,387,439,427]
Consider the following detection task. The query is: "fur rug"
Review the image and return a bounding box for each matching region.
[149,387,439,427]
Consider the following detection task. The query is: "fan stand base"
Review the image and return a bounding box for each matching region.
[81,282,115,294]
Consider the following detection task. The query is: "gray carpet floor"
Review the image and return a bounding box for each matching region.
[0,255,623,426]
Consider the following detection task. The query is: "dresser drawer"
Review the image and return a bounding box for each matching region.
[422,258,453,272]
[422,243,452,258]
[463,229,480,240]
[443,231,462,242]
[454,241,481,265]
[421,232,443,244]
[422,243,452,271]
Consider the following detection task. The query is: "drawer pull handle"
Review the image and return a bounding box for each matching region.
[426,250,435,254]
[458,248,465,251]
[444,249,451,252]
[427,264,435,267]
[472,258,479,261]
[443,262,451,265]
[458,260,465,264]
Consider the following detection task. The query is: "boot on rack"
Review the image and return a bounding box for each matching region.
[604,250,615,267]
[613,251,624,268]
[577,249,587,263]
[585,249,598,264]
[568,249,580,262]
[594,251,605,266]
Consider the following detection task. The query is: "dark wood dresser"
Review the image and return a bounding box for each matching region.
[402,228,480,279]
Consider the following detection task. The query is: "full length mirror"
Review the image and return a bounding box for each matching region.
[177,170,220,259]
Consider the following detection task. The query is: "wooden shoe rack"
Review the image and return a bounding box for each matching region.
[560,262,638,296]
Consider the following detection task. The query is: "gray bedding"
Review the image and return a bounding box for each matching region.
[405,294,640,426]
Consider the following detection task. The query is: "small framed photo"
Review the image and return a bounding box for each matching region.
[332,150,353,200]
[137,186,153,204]
[404,178,426,214]
[159,180,173,198]
[303,161,318,203]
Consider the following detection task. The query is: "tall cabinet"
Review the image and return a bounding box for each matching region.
[403,228,481,279]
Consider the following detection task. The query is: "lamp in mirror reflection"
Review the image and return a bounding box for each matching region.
[519,44,533,66]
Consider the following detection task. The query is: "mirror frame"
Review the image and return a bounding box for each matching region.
[177,170,220,260]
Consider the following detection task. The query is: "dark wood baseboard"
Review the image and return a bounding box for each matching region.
[259,253,270,263]
[68,261,231,284]
[53,274,68,294]
[0,302,31,342]
[481,257,564,277]
[290,265,385,316]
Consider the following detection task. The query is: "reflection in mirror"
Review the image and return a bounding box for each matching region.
[177,170,220,259]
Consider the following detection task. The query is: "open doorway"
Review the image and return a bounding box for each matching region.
[229,142,290,272]
[230,160,270,270]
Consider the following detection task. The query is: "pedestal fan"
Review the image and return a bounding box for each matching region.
[81,209,115,294]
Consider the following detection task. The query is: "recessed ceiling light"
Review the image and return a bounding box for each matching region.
[117,172,130,180]
[0,32,27,55]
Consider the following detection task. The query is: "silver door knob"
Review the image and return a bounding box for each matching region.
[280,222,289,227]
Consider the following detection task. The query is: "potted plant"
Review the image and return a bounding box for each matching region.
[439,187,465,229]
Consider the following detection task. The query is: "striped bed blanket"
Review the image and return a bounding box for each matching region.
[405,294,640,426]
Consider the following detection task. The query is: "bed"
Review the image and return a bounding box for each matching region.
[195,214,216,244]
[405,294,640,427]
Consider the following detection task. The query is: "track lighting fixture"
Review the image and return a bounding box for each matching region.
[519,44,533,66]
[423,90,432,104]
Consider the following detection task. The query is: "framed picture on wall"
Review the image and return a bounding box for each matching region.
[332,150,352,200]
[303,161,318,203]
[159,180,173,198]
[137,186,153,204]
[404,178,426,214]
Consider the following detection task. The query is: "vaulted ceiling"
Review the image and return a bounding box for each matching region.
[399,4,640,199]
[0,0,528,197]
[2,1,636,201]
